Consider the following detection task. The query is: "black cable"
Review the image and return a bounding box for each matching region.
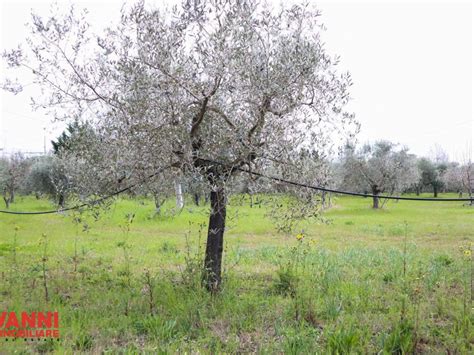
[197,158,474,202]
[0,164,175,215]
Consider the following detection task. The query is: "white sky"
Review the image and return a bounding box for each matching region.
[0,0,473,161]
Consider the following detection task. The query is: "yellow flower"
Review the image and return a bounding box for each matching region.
[464,249,471,257]
[296,233,304,241]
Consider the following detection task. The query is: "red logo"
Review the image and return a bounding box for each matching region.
[0,312,59,338]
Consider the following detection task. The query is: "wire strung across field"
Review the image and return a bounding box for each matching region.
[0,158,472,216]
[0,164,175,215]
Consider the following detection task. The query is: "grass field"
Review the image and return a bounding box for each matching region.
[0,193,473,353]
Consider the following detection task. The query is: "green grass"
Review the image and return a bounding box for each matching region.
[0,193,473,353]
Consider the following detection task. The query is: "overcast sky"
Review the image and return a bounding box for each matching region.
[0,0,472,161]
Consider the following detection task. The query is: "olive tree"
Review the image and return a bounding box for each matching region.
[24,155,70,208]
[441,158,473,204]
[459,149,473,204]
[0,153,30,208]
[3,0,356,291]
[417,158,447,197]
[341,141,419,208]
[442,162,463,194]
[460,163,474,205]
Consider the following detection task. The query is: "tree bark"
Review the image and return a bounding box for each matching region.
[3,188,11,209]
[372,186,380,209]
[433,184,438,198]
[154,194,163,215]
[58,193,65,209]
[203,185,226,292]
[175,181,184,210]
[193,192,200,206]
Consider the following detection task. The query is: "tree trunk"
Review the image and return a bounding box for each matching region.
[3,197,10,209]
[433,184,438,198]
[193,192,200,206]
[58,193,65,209]
[372,186,380,209]
[175,181,184,210]
[154,194,162,215]
[3,188,11,209]
[203,186,226,292]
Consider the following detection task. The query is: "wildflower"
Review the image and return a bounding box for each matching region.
[296,233,304,241]
[464,249,471,258]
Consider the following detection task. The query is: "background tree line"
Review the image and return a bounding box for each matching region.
[2,124,472,212]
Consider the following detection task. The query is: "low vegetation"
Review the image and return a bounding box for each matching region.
[0,194,472,353]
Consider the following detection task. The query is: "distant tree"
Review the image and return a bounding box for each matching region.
[417,158,447,197]
[51,119,95,155]
[429,144,449,165]
[341,141,419,208]
[24,155,70,208]
[460,164,473,205]
[460,148,473,205]
[442,162,463,194]
[185,174,208,207]
[440,149,473,204]
[137,170,178,215]
[49,120,100,207]
[0,153,30,208]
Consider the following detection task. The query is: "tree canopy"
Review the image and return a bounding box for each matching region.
[340,141,419,208]
[3,0,357,290]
